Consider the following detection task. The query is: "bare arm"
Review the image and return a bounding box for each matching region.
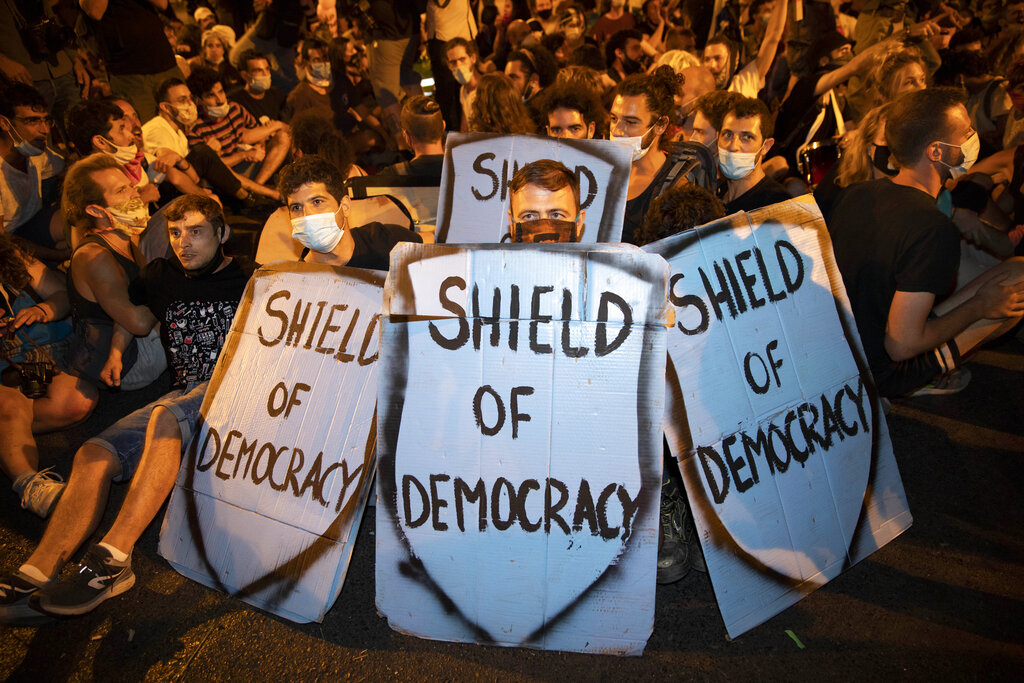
[239,120,285,145]
[100,323,134,387]
[814,36,899,96]
[752,0,787,82]
[886,280,1024,361]
[72,246,157,336]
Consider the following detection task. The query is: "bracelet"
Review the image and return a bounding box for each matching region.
[32,304,46,321]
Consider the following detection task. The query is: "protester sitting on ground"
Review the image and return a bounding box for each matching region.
[279,156,422,270]
[185,67,289,191]
[65,100,161,208]
[815,103,894,221]
[0,233,97,518]
[851,46,930,120]
[378,96,445,179]
[718,96,791,214]
[506,160,585,243]
[702,0,785,97]
[142,78,254,208]
[538,82,605,140]
[468,73,536,135]
[0,194,255,624]
[0,84,68,263]
[62,154,166,392]
[282,38,336,125]
[187,25,242,92]
[829,87,1024,398]
[230,50,288,122]
[610,66,676,244]
[445,37,484,133]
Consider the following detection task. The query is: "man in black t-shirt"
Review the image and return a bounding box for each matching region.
[830,88,1024,397]
[718,96,790,214]
[0,195,256,624]
[378,96,445,180]
[279,156,422,270]
[230,50,287,122]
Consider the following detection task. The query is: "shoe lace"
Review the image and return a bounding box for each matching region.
[19,468,65,510]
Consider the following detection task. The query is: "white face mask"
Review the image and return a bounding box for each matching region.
[937,131,980,180]
[250,74,272,92]
[107,197,150,234]
[104,137,140,164]
[291,209,344,252]
[206,102,230,119]
[611,124,656,163]
[718,147,762,180]
[2,117,44,156]
[166,102,198,126]
[453,64,473,86]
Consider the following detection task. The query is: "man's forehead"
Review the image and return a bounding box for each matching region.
[723,114,762,136]
[550,107,585,123]
[613,94,651,117]
[13,105,47,116]
[512,183,576,210]
[170,211,214,230]
[95,167,130,192]
[290,181,332,201]
[168,85,191,99]
[448,46,468,59]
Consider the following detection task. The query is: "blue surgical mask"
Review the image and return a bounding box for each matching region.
[291,209,344,252]
[718,147,761,180]
[308,62,332,85]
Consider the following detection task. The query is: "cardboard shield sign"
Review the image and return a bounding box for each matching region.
[376,243,668,654]
[159,263,384,623]
[643,196,912,638]
[434,133,632,244]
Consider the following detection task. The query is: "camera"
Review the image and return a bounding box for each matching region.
[1,361,56,399]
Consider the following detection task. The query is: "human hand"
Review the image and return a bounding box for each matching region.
[100,353,122,387]
[0,54,33,86]
[974,273,1024,320]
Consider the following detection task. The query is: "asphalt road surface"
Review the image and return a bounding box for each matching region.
[2,337,1022,681]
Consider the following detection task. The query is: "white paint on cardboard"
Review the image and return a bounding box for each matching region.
[376,244,668,654]
[159,263,385,623]
[435,134,632,243]
[643,196,912,638]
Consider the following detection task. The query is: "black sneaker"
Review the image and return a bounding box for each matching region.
[657,477,691,584]
[0,570,51,625]
[35,545,135,617]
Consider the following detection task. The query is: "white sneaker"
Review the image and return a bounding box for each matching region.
[19,468,65,518]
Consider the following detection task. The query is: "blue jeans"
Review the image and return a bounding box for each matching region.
[87,382,208,482]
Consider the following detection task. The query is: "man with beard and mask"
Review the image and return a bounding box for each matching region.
[143,78,262,212]
[610,67,677,244]
[445,37,482,133]
[604,30,647,86]
[283,39,336,126]
[61,154,166,393]
[505,160,585,243]
[231,50,287,122]
[0,84,67,262]
[718,96,790,213]
[0,194,257,624]
[529,0,559,34]
[703,0,786,99]
[280,156,421,269]
[830,88,1024,398]
[674,66,716,137]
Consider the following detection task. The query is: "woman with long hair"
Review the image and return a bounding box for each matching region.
[468,73,536,135]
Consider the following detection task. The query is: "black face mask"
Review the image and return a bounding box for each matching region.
[872,145,898,177]
[537,9,552,20]
[181,245,226,278]
[508,219,580,243]
[622,55,644,75]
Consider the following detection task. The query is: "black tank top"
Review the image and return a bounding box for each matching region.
[67,233,143,384]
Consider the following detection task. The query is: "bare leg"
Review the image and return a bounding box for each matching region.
[0,374,97,481]
[255,128,291,185]
[24,444,120,578]
[234,171,279,200]
[101,407,182,553]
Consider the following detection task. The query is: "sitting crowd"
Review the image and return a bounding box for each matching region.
[2,0,1023,624]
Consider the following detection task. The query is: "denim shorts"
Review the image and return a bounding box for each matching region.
[87,381,208,482]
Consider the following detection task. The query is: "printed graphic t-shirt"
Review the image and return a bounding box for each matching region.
[131,256,256,388]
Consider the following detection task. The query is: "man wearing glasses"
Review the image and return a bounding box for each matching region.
[0,84,67,262]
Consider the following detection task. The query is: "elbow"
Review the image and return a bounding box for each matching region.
[884,336,917,362]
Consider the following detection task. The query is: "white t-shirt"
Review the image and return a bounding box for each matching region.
[460,85,477,132]
[426,0,476,41]
[727,60,764,99]
[0,148,64,231]
[142,115,189,162]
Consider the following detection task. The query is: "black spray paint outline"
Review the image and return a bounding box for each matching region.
[376,244,667,649]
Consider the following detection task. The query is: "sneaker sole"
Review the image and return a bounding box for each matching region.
[37,570,136,617]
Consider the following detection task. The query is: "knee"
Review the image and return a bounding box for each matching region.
[0,386,30,423]
[150,406,183,441]
[72,443,121,480]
